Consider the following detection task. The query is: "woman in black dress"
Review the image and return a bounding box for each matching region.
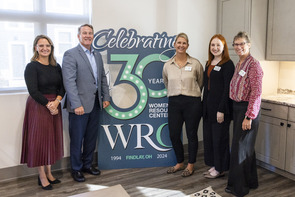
[203,34,234,178]
[21,35,65,190]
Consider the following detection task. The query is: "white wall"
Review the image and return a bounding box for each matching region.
[261,61,280,95]
[0,93,71,169]
[278,61,295,91]
[0,0,217,170]
[0,93,27,168]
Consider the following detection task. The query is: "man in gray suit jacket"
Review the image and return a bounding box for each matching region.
[62,24,110,182]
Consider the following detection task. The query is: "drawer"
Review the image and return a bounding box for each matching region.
[260,102,288,120]
[288,107,295,122]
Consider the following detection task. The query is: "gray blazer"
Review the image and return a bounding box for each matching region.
[62,44,110,113]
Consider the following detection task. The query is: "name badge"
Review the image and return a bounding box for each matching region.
[185,66,192,71]
[214,66,221,71]
[239,70,246,77]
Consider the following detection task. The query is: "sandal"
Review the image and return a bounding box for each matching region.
[181,168,195,177]
[167,166,185,174]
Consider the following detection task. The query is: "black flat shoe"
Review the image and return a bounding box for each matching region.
[48,178,61,184]
[82,166,101,175]
[225,187,241,196]
[225,187,232,194]
[71,170,85,182]
[38,176,53,190]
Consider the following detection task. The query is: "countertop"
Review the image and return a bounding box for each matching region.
[262,94,295,107]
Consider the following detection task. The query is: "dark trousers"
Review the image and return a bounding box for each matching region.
[203,117,230,172]
[69,98,100,171]
[168,95,202,164]
[227,101,260,197]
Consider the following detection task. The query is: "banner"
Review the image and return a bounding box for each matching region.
[94,28,176,169]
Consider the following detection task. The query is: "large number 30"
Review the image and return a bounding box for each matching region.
[105,54,169,120]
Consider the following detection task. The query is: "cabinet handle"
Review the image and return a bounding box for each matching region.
[280,122,284,126]
[287,124,291,128]
[261,107,272,111]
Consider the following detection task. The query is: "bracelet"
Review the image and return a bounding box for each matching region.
[245,116,251,120]
[56,98,61,103]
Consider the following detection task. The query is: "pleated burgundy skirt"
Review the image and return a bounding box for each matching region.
[21,94,64,167]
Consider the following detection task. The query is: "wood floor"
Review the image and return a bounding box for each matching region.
[1,152,295,197]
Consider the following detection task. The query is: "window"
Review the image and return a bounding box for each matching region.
[0,0,90,92]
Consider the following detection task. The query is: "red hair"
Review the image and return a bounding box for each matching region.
[206,34,230,66]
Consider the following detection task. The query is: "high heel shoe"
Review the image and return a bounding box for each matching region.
[48,178,61,184]
[38,176,53,190]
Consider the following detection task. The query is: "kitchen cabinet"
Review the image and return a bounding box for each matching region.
[286,107,295,173]
[256,102,295,174]
[266,0,295,61]
[217,0,268,63]
[255,102,288,169]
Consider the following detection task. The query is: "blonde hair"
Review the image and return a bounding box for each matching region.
[31,35,56,66]
[175,32,189,44]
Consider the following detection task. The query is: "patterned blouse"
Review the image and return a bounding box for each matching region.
[229,54,263,119]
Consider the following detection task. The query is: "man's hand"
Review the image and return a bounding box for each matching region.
[103,101,110,108]
[74,106,85,115]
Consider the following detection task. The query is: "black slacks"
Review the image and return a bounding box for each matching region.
[227,101,260,197]
[168,95,202,164]
[203,117,230,172]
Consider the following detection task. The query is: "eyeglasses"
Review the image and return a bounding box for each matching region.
[37,44,51,48]
[232,42,247,47]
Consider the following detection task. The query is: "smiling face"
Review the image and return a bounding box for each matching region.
[35,38,51,59]
[233,37,251,57]
[174,36,189,55]
[78,25,94,50]
[210,38,224,58]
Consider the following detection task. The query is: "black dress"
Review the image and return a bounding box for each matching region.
[21,61,65,167]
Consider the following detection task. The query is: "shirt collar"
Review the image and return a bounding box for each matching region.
[171,53,192,65]
[79,43,94,53]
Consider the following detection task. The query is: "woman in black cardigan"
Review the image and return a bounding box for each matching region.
[202,34,235,178]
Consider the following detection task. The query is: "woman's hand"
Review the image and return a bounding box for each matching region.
[49,108,59,115]
[46,100,59,115]
[217,112,224,123]
[47,100,59,110]
[242,118,252,131]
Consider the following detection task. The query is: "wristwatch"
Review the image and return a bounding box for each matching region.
[245,116,251,120]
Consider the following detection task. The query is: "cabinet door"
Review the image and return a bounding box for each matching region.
[266,0,295,60]
[255,115,287,169]
[286,122,295,173]
[217,0,251,64]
